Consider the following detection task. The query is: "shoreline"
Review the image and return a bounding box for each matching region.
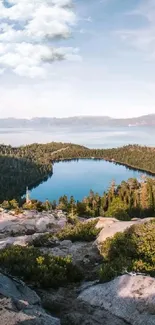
[52,157,155,177]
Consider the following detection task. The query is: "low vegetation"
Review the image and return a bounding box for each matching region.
[0,246,82,288]
[99,220,155,282]
[32,220,100,247]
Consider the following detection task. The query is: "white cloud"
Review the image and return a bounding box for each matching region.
[0,68,5,74]
[0,42,81,77]
[26,5,75,39]
[14,65,47,78]
[84,16,92,22]
[134,0,155,23]
[116,0,155,59]
[0,0,79,78]
[0,73,155,119]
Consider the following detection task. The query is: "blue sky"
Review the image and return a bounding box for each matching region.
[0,0,155,118]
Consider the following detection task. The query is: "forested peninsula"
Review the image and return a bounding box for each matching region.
[0,142,155,202]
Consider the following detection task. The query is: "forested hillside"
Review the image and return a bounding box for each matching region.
[0,142,86,201]
[51,144,155,174]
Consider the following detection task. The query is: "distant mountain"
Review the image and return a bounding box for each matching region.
[0,114,154,128]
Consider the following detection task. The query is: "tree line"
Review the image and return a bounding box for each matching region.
[56,177,155,219]
[1,177,155,220]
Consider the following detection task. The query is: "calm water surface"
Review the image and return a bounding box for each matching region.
[0,126,154,148]
[30,159,150,202]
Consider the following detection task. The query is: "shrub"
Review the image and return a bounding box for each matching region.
[0,246,82,288]
[57,220,100,242]
[105,197,131,221]
[32,233,56,247]
[100,220,155,282]
[32,220,100,247]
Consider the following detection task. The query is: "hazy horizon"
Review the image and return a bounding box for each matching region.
[0,113,155,119]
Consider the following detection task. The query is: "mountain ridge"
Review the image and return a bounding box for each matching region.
[0,114,154,128]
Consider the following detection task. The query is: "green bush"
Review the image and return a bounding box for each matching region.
[32,220,100,247]
[100,220,155,282]
[32,233,56,247]
[105,197,131,221]
[0,246,82,288]
[57,220,100,242]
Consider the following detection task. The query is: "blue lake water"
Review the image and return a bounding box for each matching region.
[30,159,150,202]
[0,126,154,148]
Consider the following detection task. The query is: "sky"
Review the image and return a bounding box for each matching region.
[0,0,155,118]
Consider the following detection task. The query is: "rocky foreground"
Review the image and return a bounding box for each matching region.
[0,209,155,324]
[0,272,60,325]
[1,270,155,325]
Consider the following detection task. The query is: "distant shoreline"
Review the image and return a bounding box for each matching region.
[52,157,155,177]
[0,114,155,129]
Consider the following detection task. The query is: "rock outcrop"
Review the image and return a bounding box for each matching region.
[0,209,67,249]
[41,240,102,280]
[0,272,60,325]
[39,282,129,325]
[96,217,154,244]
[0,209,67,236]
[78,274,155,325]
[1,212,155,325]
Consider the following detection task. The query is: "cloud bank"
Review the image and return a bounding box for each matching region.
[0,0,79,77]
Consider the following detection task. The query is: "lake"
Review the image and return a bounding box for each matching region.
[0,126,154,148]
[29,159,150,202]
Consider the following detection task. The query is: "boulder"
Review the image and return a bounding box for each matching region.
[40,283,128,325]
[0,273,60,325]
[96,217,155,244]
[95,217,119,229]
[78,274,155,325]
[41,241,102,281]
[0,273,40,305]
[0,235,33,249]
[0,232,52,250]
[0,210,67,238]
